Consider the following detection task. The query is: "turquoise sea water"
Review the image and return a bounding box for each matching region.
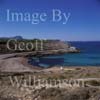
[29,42,100,67]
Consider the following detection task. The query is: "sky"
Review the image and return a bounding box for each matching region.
[0,0,100,41]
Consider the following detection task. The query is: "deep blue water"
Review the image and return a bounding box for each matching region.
[29,42,100,67]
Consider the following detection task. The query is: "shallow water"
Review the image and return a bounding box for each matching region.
[29,41,100,67]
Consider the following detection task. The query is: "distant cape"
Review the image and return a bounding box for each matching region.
[0,36,23,40]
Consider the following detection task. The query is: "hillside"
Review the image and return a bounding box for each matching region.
[0,37,79,54]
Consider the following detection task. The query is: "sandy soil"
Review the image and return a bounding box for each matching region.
[0,53,42,72]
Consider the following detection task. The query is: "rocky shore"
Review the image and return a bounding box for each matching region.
[0,38,80,54]
[0,57,100,100]
[0,39,80,72]
[0,39,100,100]
[0,54,100,100]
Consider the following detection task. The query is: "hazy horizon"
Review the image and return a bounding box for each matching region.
[0,35,100,42]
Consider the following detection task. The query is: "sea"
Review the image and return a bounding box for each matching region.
[28,41,100,67]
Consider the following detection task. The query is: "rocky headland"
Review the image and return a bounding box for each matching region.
[1,38,100,100]
[0,37,79,54]
[0,38,80,72]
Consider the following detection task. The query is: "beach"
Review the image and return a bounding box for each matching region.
[0,53,100,77]
[0,53,100,100]
[0,52,100,100]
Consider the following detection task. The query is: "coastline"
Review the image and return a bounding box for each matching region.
[0,53,100,78]
[0,53,100,100]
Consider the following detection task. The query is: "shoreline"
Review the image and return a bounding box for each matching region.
[0,53,100,71]
[0,53,100,79]
[0,53,100,100]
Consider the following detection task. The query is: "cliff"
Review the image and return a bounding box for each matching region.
[43,40,79,53]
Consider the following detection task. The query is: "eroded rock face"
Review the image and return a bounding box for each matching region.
[0,67,100,100]
[43,40,70,50]
[0,87,100,100]
[43,40,80,53]
[0,97,18,100]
